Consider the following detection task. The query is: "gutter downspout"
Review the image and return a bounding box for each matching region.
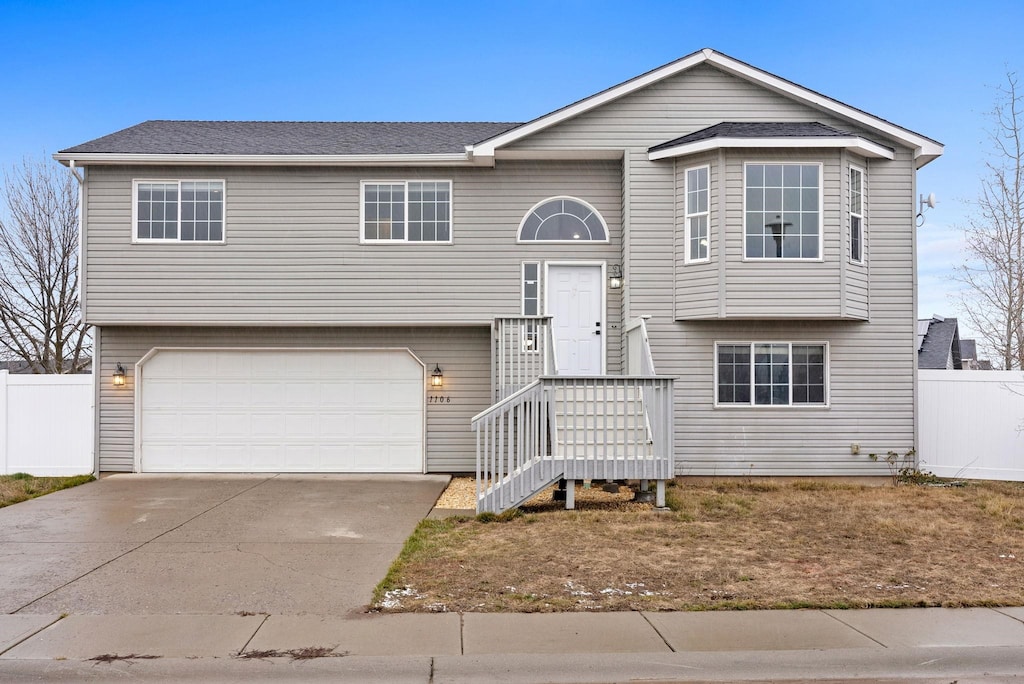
[68,159,83,184]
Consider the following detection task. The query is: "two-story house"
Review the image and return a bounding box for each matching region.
[57,49,942,512]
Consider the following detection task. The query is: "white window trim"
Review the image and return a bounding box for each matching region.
[684,164,711,264]
[741,162,824,263]
[359,179,454,245]
[516,196,611,244]
[131,179,227,244]
[849,164,866,265]
[713,341,830,408]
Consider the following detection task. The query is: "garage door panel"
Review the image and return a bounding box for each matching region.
[216,413,250,437]
[285,382,318,407]
[141,349,424,473]
[251,413,285,438]
[142,380,181,409]
[181,382,218,407]
[251,382,284,406]
[216,382,250,406]
[143,411,180,438]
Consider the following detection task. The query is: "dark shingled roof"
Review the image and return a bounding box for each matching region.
[59,121,523,156]
[649,122,858,153]
[917,316,963,370]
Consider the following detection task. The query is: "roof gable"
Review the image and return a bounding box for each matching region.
[469,49,942,168]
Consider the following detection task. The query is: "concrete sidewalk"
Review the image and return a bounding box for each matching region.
[2,607,1023,681]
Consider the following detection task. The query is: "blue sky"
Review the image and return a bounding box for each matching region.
[2,0,1022,339]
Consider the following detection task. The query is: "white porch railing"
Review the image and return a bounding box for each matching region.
[492,316,557,401]
[624,316,657,376]
[472,375,674,513]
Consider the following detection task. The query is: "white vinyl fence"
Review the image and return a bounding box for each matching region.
[0,370,94,476]
[918,370,1024,481]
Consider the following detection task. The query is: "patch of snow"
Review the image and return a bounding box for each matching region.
[564,580,592,596]
[378,586,423,609]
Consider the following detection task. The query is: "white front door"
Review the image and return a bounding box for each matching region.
[546,264,604,375]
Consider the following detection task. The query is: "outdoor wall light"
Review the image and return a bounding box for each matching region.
[430,364,444,388]
[608,264,624,290]
[112,363,127,387]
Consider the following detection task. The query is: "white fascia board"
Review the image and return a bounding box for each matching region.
[648,136,895,161]
[494,149,624,161]
[53,152,477,167]
[468,50,710,158]
[703,52,943,165]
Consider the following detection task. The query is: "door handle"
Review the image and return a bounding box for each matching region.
[594,330,601,335]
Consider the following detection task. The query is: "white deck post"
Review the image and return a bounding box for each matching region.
[640,479,649,491]
[565,480,575,509]
[656,480,665,508]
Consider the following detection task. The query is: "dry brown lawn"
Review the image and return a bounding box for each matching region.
[373,479,1024,612]
[0,473,94,508]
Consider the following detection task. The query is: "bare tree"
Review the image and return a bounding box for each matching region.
[955,72,1024,369]
[0,157,90,373]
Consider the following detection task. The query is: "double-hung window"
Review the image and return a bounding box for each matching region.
[716,342,827,406]
[685,165,710,262]
[134,180,225,242]
[849,166,865,263]
[744,164,820,259]
[362,180,452,243]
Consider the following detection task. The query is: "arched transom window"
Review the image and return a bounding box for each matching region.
[518,197,609,242]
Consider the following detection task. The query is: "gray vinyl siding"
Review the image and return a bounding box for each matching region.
[87,57,926,478]
[507,64,865,152]
[674,153,719,319]
[672,150,871,320]
[554,62,919,475]
[96,325,491,473]
[655,149,918,475]
[721,150,844,319]
[83,161,622,326]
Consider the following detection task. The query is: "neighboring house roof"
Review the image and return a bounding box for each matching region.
[59,121,520,156]
[54,47,943,169]
[647,121,894,161]
[917,315,962,369]
[0,359,92,374]
[960,339,978,362]
[0,360,33,374]
[468,48,943,167]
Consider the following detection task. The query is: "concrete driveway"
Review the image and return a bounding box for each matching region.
[0,474,448,616]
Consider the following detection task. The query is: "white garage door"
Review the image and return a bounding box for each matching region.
[139,349,424,473]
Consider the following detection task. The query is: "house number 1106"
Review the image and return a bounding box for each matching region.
[429,396,451,403]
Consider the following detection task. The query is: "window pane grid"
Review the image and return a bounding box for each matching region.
[745,164,820,259]
[716,345,751,404]
[364,181,450,242]
[520,198,608,241]
[717,343,826,406]
[522,262,540,352]
[685,167,709,261]
[136,181,224,242]
[850,167,864,263]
